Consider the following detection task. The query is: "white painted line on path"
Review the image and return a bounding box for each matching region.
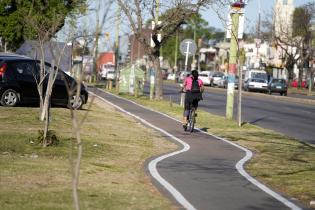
[96,89,302,210]
[90,92,196,210]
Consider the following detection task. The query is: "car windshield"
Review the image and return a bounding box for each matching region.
[272,79,285,84]
[252,72,267,79]
[213,73,223,77]
[251,78,266,83]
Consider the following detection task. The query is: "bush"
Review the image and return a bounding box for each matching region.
[37,130,59,146]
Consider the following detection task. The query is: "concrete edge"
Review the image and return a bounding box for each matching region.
[89,91,197,210]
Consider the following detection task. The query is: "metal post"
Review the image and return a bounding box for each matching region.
[237,59,243,127]
[226,6,240,120]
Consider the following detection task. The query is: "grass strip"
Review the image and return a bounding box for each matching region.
[109,90,315,209]
[0,99,178,210]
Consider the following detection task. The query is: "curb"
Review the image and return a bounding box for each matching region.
[165,82,315,106]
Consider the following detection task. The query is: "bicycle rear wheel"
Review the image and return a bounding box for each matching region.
[187,109,195,133]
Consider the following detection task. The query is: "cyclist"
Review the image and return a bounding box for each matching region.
[181,70,204,130]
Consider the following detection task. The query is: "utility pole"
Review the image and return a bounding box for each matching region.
[93,1,101,83]
[115,7,121,91]
[174,30,178,70]
[149,0,159,100]
[192,20,197,70]
[226,1,245,120]
[257,0,261,39]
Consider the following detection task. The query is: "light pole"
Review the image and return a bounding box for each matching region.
[226,1,245,120]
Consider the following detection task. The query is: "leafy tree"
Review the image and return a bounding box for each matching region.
[273,3,315,87]
[0,0,87,50]
[118,0,210,100]
[162,13,215,68]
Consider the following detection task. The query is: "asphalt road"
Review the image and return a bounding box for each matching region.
[145,83,315,144]
[91,88,304,210]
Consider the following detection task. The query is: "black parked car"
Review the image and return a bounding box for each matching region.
[267,78,288,96]
[0,53,88,109]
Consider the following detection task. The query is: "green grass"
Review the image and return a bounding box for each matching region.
[0,101,177,210]
[111,91,315,209]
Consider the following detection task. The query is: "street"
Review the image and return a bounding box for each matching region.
[146,83,315,144]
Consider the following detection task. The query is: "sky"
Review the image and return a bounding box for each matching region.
[201,0,312,33]
[57,0,312,52]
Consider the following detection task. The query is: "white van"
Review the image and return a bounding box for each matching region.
[243,69,267,81]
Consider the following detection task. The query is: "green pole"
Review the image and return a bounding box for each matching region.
[226,9,240,120]
[193,20,197,70]
[174,30,178,69]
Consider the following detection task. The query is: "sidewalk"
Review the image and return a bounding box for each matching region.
[92,88,304,210]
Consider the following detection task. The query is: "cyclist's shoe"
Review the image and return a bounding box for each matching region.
[183,124,187,131]
[195,113,197,117]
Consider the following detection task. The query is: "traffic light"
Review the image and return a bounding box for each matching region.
[231,1,245,9]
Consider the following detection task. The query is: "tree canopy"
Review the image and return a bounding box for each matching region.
[0,0,87,50]
[161,13,224,68]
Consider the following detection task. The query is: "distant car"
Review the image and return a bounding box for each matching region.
[0,53,88,109]
[219,75,239,89]
[167,73,176,80]
[198,71,214,86]
[211,72,225,87]
[178,71,191,83]
[244,78,268,93]
[268,78,288,96]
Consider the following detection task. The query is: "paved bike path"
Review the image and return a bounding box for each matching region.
[92,88,304,210]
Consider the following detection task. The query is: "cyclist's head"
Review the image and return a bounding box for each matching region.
[191,70,198,80]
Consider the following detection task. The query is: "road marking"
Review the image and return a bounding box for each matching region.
[90,92,197,210]
[93,89,302,210]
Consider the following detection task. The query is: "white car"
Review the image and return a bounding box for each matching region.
[212,72,225,86]
[167,73,176,80]
[198,71,214,86]
[244,78,268,92]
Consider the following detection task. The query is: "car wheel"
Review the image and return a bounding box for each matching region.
[69,95,84,110]
[1,89,19,107]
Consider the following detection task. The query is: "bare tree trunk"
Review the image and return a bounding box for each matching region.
[43,102,50,147]
[71,111,82,210]
[154,56,163,99]
[308,69,314,95]
[298,64,304,88]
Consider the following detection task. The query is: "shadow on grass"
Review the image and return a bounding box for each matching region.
[213,129,315,150]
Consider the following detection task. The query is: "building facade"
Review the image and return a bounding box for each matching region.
[273,0,295,40]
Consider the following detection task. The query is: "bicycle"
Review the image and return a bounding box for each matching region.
[186,107,196,133]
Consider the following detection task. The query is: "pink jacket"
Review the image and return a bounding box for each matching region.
[184,76,203,91]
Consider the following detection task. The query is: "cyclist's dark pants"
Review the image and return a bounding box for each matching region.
[184,92,201,117]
